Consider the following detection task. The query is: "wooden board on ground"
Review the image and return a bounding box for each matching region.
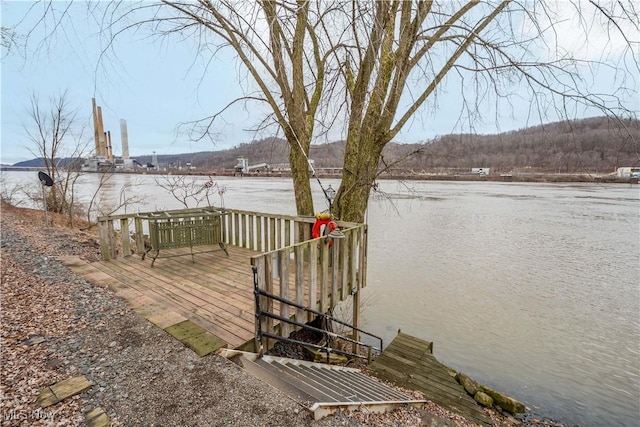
[85,407,110,427]
[146,310,187,329]
[38,376,92,408]
[165,320,227,356]
[371,332,492,427]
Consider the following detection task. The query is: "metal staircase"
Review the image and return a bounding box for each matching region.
[224,351,426,420]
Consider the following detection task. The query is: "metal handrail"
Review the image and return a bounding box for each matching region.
[253,266,383,364]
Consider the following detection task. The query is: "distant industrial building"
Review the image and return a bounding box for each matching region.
[616,167,640,178]
[471,167,490,175]
[83,99,140,172]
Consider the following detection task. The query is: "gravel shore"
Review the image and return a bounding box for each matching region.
[0,204,567,426]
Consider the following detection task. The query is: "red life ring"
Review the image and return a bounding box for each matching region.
[312,217,338,243]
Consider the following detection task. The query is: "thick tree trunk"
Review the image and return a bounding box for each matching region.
[333,137,383,223]
[288,139,314,217]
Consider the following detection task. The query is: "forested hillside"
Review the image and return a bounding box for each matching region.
[388,116,639,173]
[212,116,639,174]
[11,116,639,174]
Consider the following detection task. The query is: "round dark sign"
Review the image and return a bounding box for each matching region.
[38,171,54,187]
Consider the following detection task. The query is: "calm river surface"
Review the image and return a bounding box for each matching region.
[2,171,639,426]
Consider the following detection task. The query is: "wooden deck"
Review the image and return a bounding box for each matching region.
[86,208,368,355]
[61,245,264,350]
[371,332,492,426]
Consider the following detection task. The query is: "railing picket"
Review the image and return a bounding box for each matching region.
[269,217,276,251]
[248,214,254,250]
[320,241,329,312]
[341,231,349,297]
[360,226,368,289]
[264,254,274,349]
[295,244,305,324]
[134,216,145,255]
[285,220,291,247]
[279,249,290,338]
[293,221,300,245]
[243,213,248,248]
[233,212,240,247]
[309,240,318,321]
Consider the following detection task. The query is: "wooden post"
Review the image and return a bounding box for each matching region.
[253,257,267,353]
[120,218,131,256]
[98,220,111,261]
[351,231,360,354]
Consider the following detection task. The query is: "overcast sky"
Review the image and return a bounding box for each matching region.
[1,1,638,165]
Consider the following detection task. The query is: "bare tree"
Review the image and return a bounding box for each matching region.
[24,91,91,226]
[1,26,18,53]
[155,174,226,209]
[112,0,637,222]
[10,1,639,222]
[330,1,639,221]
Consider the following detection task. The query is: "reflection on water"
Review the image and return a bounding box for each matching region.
[2,172,639,426]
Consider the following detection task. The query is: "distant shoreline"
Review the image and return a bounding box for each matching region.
[1,166,637,184]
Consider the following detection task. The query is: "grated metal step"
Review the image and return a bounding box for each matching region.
[226,351,426,420]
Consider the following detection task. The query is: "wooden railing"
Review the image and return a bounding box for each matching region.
[97,207,368,341]
[250,222,368,342]
[97,207,228,261]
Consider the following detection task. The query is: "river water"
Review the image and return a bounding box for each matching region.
[2,171,639,426]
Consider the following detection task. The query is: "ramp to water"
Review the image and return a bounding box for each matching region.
[222,350,425,420]
[370,332,492,426]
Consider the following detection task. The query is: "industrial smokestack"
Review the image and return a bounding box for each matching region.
[107,131,113,161]
[97,106,106,157]
[120,119,130,159]
[92,98,101,156]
